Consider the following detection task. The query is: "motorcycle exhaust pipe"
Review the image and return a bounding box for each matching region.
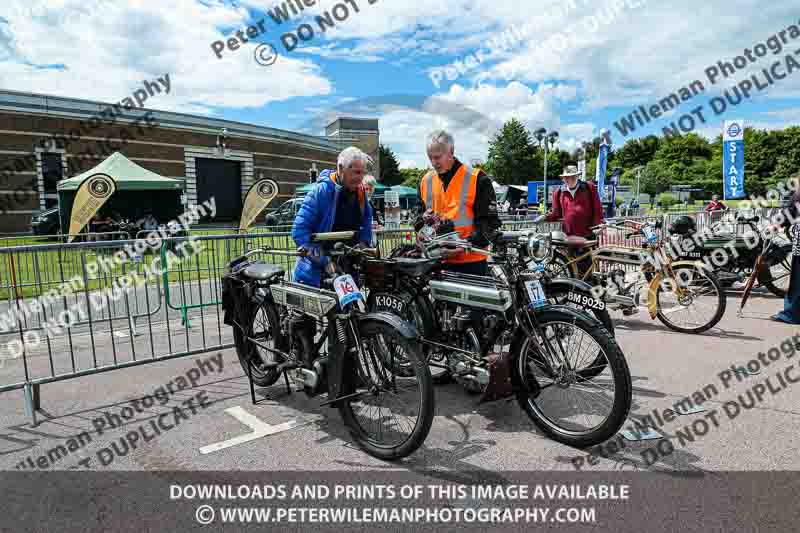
[292,368,319,390]
[603,294,636,307]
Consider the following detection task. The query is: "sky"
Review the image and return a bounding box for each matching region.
[1,0,799,170]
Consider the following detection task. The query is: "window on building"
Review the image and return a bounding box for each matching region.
[41,153,63,208]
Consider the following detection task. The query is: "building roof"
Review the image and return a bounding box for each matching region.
[0,89,344,153]
[326,117,379,135]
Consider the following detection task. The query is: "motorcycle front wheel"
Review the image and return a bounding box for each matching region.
[758,243,793,298]
[511,307,631,448]
[338,320,434,460]
[541,283,615,380]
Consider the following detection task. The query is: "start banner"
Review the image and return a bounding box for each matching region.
[723,120,745,200]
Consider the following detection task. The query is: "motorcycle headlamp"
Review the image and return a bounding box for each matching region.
[527,233,551,262]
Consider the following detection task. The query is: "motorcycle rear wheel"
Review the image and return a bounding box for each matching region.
[758,243,793,298]
[233,302,285,387]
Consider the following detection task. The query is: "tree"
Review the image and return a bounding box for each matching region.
[486,118,537,185]
[399,168,425,190]
[640,160,674,196]
[378,144,402,186]
[773,146,800,185]
[612,135,661,170]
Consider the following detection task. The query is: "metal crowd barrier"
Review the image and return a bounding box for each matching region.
[0,231,132,249]
[0,208,780,423]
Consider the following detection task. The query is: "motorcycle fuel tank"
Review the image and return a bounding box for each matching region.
[428,277,512,312]
[270,282,337,317]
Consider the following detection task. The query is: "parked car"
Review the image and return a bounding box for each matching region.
[30,208,60,236]
[264,198,304,227]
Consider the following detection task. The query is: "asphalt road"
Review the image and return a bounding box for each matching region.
[0,290,797,475]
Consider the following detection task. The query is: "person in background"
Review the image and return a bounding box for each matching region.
[89,211,114,241]
[539,164,604,238]
[706,194,728,212]
[536,164,605,276]
[769,179,800,325]
[362,174,382,245]
[363,175,384,228]
[415,129,501,276]
[292,146,373,287]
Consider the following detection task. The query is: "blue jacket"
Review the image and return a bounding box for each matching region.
[291,169,373,286]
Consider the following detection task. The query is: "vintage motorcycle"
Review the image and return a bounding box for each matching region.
[365,224,631,447]
[667,213,792,297]
[545,219,727,334]
[738,227,795,315]
[222,231,434,460]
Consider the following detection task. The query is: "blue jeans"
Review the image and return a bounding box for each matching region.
[775,255,800,324]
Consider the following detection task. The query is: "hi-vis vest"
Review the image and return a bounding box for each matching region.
[420,164,484,264]
[330,172,367,213]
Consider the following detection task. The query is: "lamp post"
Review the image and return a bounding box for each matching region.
[633,164,644,202]
[534,128,558,207]
[216,127,228,157]
[579,141,589,180]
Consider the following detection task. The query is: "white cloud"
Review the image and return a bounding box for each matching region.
[364,81,582,167]
[485,1,800,111]
[0,0,333,113]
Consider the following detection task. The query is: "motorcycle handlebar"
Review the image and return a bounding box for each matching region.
[436,240,493,257]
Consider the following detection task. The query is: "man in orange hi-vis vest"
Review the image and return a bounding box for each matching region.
[414,130,501,276]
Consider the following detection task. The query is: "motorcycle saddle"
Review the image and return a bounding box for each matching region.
[551,231,597,248]
[241,262,285,280]
[565,236,597,248]
[392,257,438,276]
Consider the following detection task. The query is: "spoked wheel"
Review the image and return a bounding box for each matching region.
[233,302,285,387]
[543,284,614,380]
[339,320,434,460]
[511,307,631,448]
[759,243,793,298]
[656,266,726,334]
[543,250,575,279]
[366,291,450,383]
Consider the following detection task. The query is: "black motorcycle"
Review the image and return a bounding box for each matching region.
[364,227,631,447]
[222,231,434,460]
[668,213,792,297]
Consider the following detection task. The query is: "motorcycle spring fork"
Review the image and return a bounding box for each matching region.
[335,318,348,344]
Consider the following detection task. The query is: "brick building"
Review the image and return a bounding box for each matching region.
[0,89,378,232]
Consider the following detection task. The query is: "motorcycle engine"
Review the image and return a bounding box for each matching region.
[444,327,488,394]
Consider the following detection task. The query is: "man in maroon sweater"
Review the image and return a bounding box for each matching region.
[542,164,605,237]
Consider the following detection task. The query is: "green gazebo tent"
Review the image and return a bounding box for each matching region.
[294,181,389,197]
[389,185,419,210]
[57,152,185,231]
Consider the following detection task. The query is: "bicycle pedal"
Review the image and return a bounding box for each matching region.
[622,307,638,316]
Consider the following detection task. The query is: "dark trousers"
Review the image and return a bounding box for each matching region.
[777,255,800,324]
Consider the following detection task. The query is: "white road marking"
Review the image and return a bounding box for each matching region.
[199,406,304,454]
[620,427,663,441]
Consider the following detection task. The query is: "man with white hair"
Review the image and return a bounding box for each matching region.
[292,146,374,287]
[415,130,501,276]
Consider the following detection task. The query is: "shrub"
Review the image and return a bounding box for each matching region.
[658,192,679,208]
